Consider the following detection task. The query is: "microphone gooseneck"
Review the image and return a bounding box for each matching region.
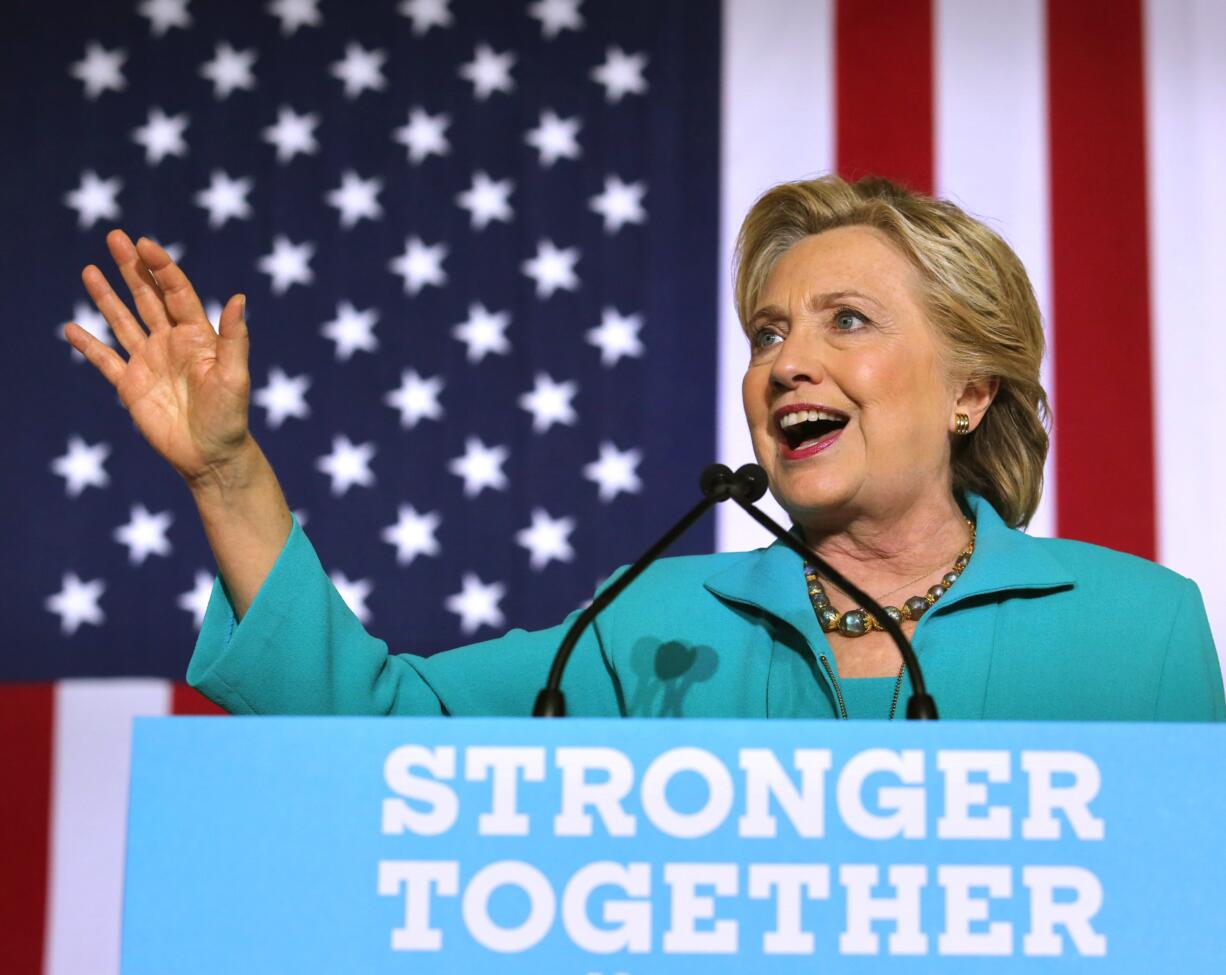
[728,463,938,720]
[532,462,938,720]
[532,464,738,717]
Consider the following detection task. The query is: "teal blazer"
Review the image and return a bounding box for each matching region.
[187,492,1225,721]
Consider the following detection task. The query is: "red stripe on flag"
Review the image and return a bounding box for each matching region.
[835,0,934,192]
[0,684,53,973]
[1047,0,1155,558]
[172,682,228,715]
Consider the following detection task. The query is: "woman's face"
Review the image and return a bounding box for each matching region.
[742,225,961,527]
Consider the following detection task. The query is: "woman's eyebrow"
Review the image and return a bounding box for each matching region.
[803,289,884,313]
[750,289,885,326]
[748,304,786,325]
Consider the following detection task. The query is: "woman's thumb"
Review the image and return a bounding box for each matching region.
[216,293,250,381]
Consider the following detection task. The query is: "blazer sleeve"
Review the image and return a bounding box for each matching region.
[186,513,625,718]
[1153,578,1226,722]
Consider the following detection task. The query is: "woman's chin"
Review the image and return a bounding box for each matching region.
[769,470,856,520]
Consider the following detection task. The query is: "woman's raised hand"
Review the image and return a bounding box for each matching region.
[64,230,254,489]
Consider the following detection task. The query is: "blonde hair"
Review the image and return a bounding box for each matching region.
[733,174,1050,528]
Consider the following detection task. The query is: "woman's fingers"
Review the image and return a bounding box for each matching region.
[64,321,127,391]
[135,236,209,327]
[81,262,151,356]
[215,293,250,384]
[105,229,172,333]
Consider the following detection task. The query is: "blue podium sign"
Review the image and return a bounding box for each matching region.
[122,718,1225,973]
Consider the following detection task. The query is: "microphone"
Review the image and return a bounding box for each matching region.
[533,464,739,717]
[727,464,938,720]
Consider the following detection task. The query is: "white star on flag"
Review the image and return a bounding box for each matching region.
[389,236,447,294]
[330,571,374,623]
[525,109,582,166]
[69,42,126,99]
[321,301,379,360]
[194,170,253,227]
[591,45,648,102]
[519,373,579,432]
[459,43,516,99]
[584,441,643,501]
[316,435,377,495]
[529,0,584,39]
[267,0,322,35]
[384,369,444,428]
[263,105,320,162]
[516,508,576,570]
[258,235,315,293]
[325,170,384,227]
[586,306,644,366]
[64,171,122,229]
[393,106,451,164]
[253,367,311,428]
[445,572,506,634]
[177,571,214,630]
[45,572,106,636]
[398,0,453,35]
[62,302,113,357]
[200,41,258,99]
[448,437,510,497]
[51,435,111,496]
[138,0,192,36]
[456,171,514,230]
[132,107,190,165]
[522,239,580,298]
[331,43,387,98]
[113,504,174,565]
[452,302,512,362]
[381,504,442,565]
[590,174,647,233]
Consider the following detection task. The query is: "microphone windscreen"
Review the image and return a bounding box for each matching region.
[734,464,769,502]
[699,463,734,498]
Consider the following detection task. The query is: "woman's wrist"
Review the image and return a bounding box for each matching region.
[183,434,267,502]
[186,435,294,621]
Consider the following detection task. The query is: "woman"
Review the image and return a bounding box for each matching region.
[63,175,1225,721]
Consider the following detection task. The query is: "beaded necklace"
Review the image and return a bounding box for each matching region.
[803,519,976,720]
[804,519,976,636]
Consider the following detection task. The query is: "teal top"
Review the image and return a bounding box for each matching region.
[187,492,1226,721]
[837,676,904,721]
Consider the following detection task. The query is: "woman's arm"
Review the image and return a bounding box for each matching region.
[65,230,291,621]
[67,231,625,718]
[187,435,293,622]
[187,512,627,718]
[1154,579,1226,721]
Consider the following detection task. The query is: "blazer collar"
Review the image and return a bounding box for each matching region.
[703,493,1074,632]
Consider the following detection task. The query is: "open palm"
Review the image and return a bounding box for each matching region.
[64,230,252,486]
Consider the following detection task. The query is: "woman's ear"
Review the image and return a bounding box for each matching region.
[954,376,999,432]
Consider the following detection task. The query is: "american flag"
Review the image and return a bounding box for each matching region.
[4,0,1225,971]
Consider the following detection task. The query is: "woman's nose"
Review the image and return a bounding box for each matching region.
[770,332,825,389]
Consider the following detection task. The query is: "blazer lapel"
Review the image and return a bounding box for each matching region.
[701,493,1077,718]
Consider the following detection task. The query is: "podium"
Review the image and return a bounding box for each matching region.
[121,717,1225,972]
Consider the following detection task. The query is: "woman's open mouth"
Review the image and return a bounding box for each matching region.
[775,405,849,460]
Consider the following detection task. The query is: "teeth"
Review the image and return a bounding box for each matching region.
[779,409,845,429]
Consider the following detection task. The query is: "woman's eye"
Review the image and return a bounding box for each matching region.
[833,308,868,332]
[752,328,783,350]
